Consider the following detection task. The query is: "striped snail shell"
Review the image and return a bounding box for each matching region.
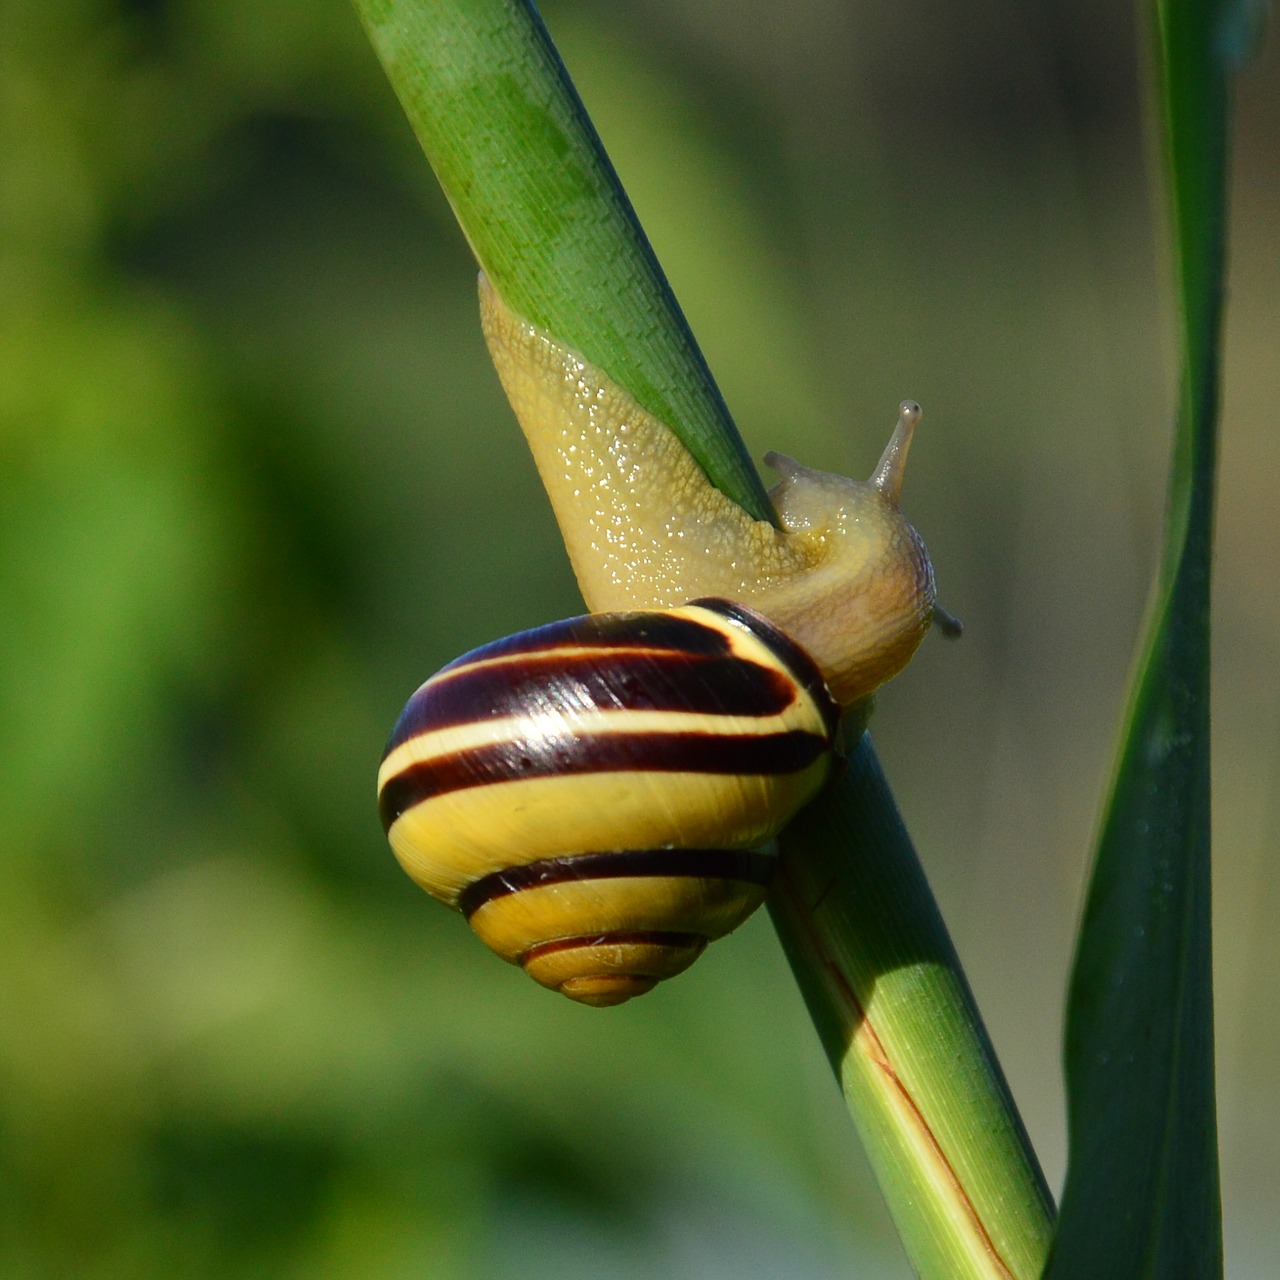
[377,598,841,1007]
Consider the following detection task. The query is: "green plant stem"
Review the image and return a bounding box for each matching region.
[353,0,772,522]
[352,1,1055,1273]
[772,736,1054,1279]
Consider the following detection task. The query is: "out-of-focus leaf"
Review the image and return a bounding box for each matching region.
[1044,1,1236,1273]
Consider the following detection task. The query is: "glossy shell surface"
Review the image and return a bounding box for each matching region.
[378,599,839,1005]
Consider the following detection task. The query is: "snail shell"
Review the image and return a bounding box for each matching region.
[378,599,840,1006]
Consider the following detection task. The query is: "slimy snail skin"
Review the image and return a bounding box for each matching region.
[478,273,941,708]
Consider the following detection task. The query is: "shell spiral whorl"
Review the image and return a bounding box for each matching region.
[377,598,840,1006]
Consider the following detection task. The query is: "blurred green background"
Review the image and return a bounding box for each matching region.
[2,1,1276,1275]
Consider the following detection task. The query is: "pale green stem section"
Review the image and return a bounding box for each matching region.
[772,734,1055,1278]
[352,0,1056,1272]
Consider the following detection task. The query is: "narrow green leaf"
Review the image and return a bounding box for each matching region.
[1044,1,1237,1273]
[351,0,774,522]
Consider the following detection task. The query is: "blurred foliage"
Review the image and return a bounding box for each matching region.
[1048,0,1231,1271]
[0,0,1276,1276]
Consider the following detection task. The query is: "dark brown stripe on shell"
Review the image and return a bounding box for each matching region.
[458,848,777,919]
[690,598,842,738]
[519,931,707,965]
[378,728,830,832]
[444,609,733,670]
[383,648,799,754]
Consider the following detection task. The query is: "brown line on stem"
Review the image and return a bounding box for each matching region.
[775,865,1015,1280]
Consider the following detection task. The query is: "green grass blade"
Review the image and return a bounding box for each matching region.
[351,0,773,522]
[353,1,1055,1271]
[1044,1,1237,1273]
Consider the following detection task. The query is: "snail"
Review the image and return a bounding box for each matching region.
[377,277,955,1005]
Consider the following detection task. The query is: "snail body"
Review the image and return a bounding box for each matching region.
[479,275,941,706]
[378,599,840,1006]
[379,277,952,1004]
